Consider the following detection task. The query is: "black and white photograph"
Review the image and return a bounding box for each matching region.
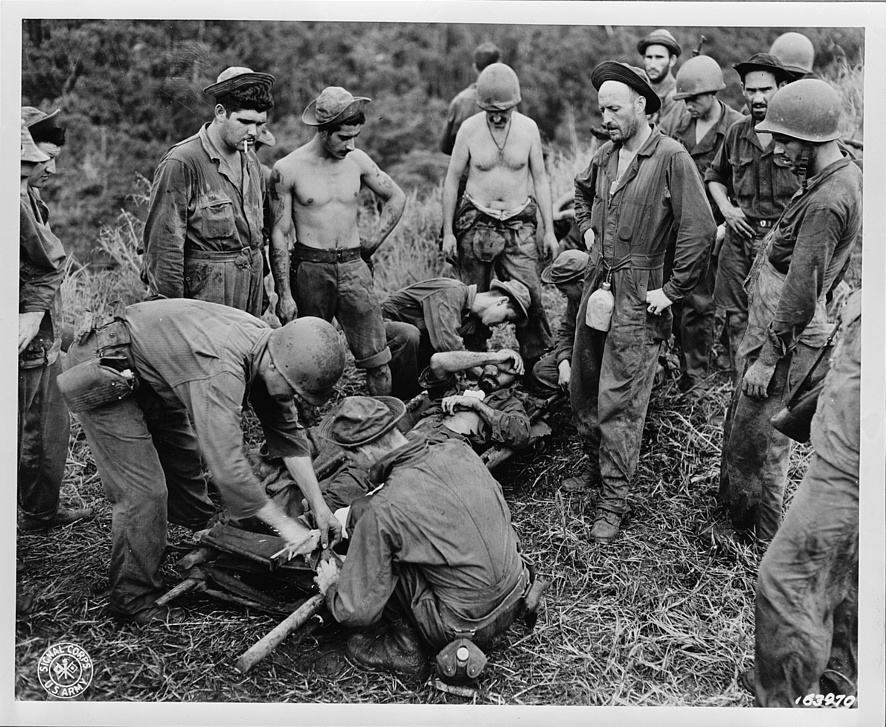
[4,1,884,725]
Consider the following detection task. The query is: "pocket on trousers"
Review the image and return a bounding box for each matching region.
[184,260,212,296]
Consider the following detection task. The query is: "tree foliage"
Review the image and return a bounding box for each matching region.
[21,20,863,260]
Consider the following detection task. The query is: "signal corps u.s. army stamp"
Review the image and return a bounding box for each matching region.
[37,642,93,699]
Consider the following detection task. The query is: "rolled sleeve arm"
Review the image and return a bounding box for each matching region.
[20,203,65,313]
[142,159,192,299]
[554,296,579,364]
[574,161,598,237]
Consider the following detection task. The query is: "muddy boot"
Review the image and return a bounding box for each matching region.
[561,463,600,493]
[19,507,95,532]
[345,618,429,678]
[590,509,622,544]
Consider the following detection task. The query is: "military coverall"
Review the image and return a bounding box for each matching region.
[67,299,311,617]
[720,157,862,541]
[754,290,860,706]
[142,124,266,317]
[326,436,529,649]
[531,284,582,398]
[382,278,481,400]
[19,188,70,524]
[454,195,553,361]
[572,129,716,516]
[659,99,744,383]
[705,116,800,373]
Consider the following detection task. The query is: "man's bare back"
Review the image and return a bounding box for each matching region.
[458,111,537,210]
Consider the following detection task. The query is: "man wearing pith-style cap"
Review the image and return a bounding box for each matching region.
[141,66,275,316]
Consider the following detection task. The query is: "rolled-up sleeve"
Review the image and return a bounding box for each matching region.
[555,295,579,364]
[248,380,312,459]
[142,159,192,299]
[662,151,716,304]
[704,131,732,191]
[485,396,531,449]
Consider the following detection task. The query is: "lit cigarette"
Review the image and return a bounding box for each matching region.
[243,139,248,154]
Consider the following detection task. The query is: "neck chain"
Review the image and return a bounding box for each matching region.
[487,117,512,154]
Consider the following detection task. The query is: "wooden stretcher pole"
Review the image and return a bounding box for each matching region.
[233,593,326,674]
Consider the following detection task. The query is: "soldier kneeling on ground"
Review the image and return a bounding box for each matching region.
[314,396,544,678]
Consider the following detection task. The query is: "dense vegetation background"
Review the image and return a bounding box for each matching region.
[22,20,863,262]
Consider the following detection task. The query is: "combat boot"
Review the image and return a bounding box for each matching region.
[346,618,430,678]
[561,463,600,493]
[590,510,622,543]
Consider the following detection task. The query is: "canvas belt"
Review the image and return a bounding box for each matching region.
[185,246,259,262]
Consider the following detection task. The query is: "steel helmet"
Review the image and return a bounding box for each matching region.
[673,56,726,100]
[769,32,815,74]
[266,317,345,405]
[476,63,521,111]
[755,79,841,142]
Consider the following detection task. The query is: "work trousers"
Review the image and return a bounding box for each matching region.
[292,255,391,370]
[18,358,70,522]
[673,253,717,382]
[384,321,438,401]
[714,228,767,375]
[755,454,858,706]
[67,340,215,616]
[455,210,552,361]
[530,350,563,399]
[570,285,662,515]
[184,246,265,318]
[719,343,821,542]
[394,564,528,650]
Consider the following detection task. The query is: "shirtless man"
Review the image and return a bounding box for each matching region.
[441,63,556,366]
[270,87,406,396]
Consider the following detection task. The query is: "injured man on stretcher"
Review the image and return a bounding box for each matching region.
[256,347,532,527]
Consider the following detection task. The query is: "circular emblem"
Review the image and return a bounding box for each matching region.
[37,642,93,699]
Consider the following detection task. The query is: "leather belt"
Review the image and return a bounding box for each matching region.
[293,243,362,263]
[746,218,777,229]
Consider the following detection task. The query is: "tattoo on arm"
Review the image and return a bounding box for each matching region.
[362,164,405,255]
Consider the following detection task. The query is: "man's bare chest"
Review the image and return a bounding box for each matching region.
[291,165,361,208]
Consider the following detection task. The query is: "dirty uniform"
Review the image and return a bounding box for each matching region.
[720,157,862,541]
[326,436,529,649]
[289,243,391,372]
[531,285,582,398]
[755,290,860,706]
[440,84,480,156]
[142,124,266,316]
[705,116,800,372]
[382,278,480,400]
[571,129,716,516]
[659,99,744,382]
[19,188,70,523]
[67,299,310,617]
[454,194,553,361]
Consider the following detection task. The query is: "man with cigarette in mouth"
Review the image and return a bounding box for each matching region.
[141,66,274,317]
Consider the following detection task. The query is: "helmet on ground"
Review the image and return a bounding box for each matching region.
[476,63,521,111]
[673,56,726,100]
[769,32,815,74]
[754,79,841,142]
[636,29,683,57]
[267,317,345,405]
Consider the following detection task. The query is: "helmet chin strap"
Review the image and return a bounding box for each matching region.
[795,144,815,191]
